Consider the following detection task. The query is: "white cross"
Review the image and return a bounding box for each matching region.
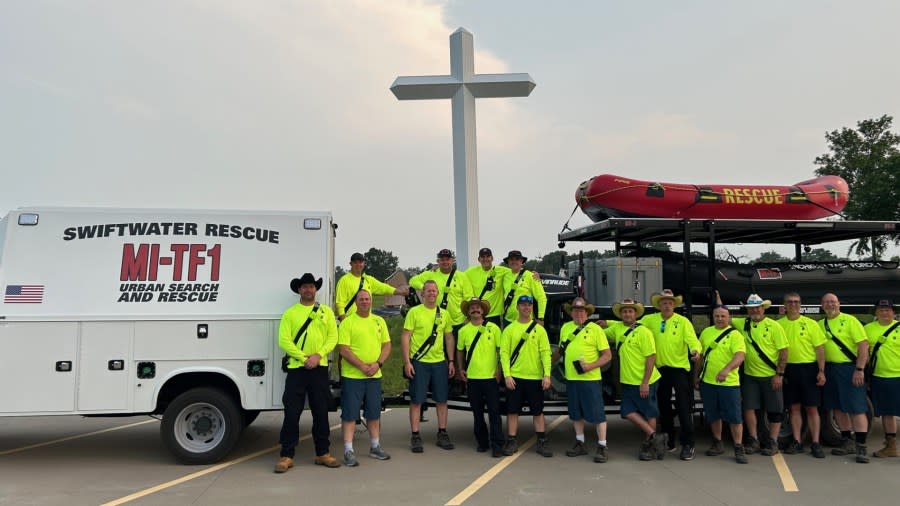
[391,27,535,269]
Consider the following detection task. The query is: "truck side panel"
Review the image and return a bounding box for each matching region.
[0,322,78,413]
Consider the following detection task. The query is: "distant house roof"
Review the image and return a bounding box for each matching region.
[384,270,407,307]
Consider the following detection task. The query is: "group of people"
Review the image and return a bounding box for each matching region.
[272,248,900,474]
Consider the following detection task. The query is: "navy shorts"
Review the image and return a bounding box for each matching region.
[823,362,868,414]
[567,380,606,424]
[341,377,382,421]
[409,360,450,405]
[783,363,822,407]
[741,375,784,413]
[621,382,659,419]
[506,378,545,415]
[870,376,900,417]
[700,382,743,424]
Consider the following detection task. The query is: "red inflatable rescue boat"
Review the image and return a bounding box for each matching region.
[576,174,849,221]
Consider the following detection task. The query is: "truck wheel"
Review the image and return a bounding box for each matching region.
[161,387,243,464]
[242,410,261,428]
[819,398,874,447]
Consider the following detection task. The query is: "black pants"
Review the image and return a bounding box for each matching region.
[467,378,504,450]
[280,366,331,458]
[657,366,695,446]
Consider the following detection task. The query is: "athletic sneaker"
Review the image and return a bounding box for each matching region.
[436,431,455,450]
[810,442,826,459]
[706,439,725,456]
[343,449,359,467]
[369,445,391,460]
[680,445,696,461]
[594,444,608,463]
[410,433,424,453]
[734,444,749,464]
[760,438,779,456]
[784,439,804,455]
[832,438,854,456]
[745,436,760,455]
[566,441,587,457]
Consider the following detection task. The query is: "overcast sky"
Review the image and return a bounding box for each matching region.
[3,0,899,269]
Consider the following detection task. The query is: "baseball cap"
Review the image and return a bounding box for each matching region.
[517,295,534,305]
[874,299,896,309]
[350,252,365,262]
[478,247,493,257]
[437,249,455,258]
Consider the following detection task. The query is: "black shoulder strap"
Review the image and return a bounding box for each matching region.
[294,303,320,350]
[477,268,495,300]
[343,274,366,314]
[464,325,487,368]
[559,324,585,358]
[439,268,456,310]
[823,318,857,362]
[510,320,539,367]
[699,327,735,379]
[869,321,900,374]
[743,320,778,372]
[616,323,641,352]
[411,307,443,362]
[502,270,526,314]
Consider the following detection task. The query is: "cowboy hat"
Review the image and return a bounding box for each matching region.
[461,297,490,316]
[612,298,645,319]
[563,297,595,317]
[290,273,323,293]
[650,289,683,309]
[743,293,772,309]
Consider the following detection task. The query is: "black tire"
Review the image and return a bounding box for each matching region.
[242,410,261,429]
[819,397,875,447]
[161,387,243,464]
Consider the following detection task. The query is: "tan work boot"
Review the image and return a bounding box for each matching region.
[314,453,341,468]
[274,457,294,473]
[874,435,898,458]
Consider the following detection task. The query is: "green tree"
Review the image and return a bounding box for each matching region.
[814,115,900,257]
[803,248,842,262]
[753,250,790,263]
[363,247,399,280]
[335,265,346,283]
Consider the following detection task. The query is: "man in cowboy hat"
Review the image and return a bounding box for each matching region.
[465,247,540,327]
[336,252,409,321]
[275,273,340,472]
[727,293,788,457]
[777,292,827,458]
[501,294,553,457]
[500,250,547,327]
[402,279,456,453]
[819,293,870,463]
[606,298,667,461]
[410,249,474,337]
[865,299,900,458]
[694,305,748,464]
[557,297,612,463]
[640,289,701,460]
[456,297,504,457]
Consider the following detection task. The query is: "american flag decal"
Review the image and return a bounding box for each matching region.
[4,284,45,303]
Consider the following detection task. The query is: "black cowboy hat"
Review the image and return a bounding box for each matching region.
[290,273,323,293]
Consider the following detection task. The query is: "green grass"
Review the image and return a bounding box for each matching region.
[381,315,407,395]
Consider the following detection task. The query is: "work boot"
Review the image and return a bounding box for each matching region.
[810,442,826,459]
[652,432,669,460]
[734,444,749,464]
[369,445,391,460]
[410,433,424,453]
[492,447,504,458]
[784,439,803,455]
[535,438,553,457]
[566,441,587,457]
[639,438,654,461]
[680,444,696,461]
[343,449,359,467]
[874,435,899,458]
[856,443,870,463]
[594,444,608,463]
[502,437,518,456]
[436,431,455,450]
[314,453,340,468]
[706,439,725,456]
[745,436,760,455]
[273,456,294,473]
[760,437,779,456]
[832,437,854,456]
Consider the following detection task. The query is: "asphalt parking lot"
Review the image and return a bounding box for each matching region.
[1,410,898,506]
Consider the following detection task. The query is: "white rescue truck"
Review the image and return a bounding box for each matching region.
[0,207,335,463]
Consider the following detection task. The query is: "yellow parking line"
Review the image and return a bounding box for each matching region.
[445,415,569,506]
[0,419,158,456]
[100,422,343,506]
[772,453,799,492]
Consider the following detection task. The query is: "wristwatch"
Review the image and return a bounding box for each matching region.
[376,361,383,368]
[855,367,864,372]
[776,371,785,377]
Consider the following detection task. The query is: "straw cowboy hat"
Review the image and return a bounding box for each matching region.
[461,297,491,315]
[650,289,683,309]
[744,293,772,309]
[612,298,645,319]
[563,297,595,317]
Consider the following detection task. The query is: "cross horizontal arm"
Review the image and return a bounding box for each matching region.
[390,75,461,100]
[467,74,536,98]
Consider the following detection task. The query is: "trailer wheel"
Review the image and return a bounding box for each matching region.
[161,387,243,464]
